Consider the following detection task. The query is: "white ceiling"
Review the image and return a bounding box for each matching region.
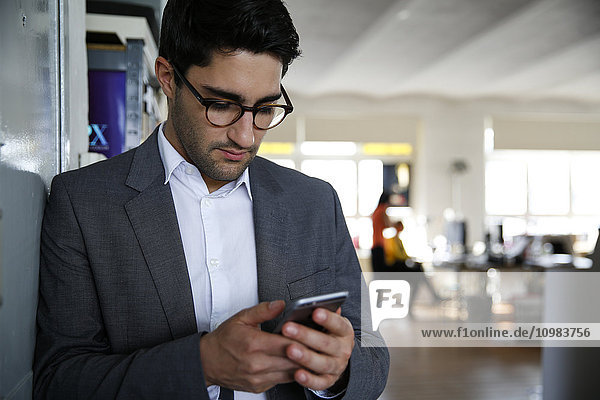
[282,0,600,102]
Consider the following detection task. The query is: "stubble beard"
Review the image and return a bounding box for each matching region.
[171,95,259,182]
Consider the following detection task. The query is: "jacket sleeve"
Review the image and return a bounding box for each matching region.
[33,174,210,399]
[307,185,390,400]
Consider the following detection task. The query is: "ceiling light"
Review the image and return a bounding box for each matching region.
[300,141,357,156]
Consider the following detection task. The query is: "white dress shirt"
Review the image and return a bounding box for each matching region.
[158,125,339,400]
[158,125,266,400]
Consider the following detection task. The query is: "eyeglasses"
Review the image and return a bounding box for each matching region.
[171,64,293,130]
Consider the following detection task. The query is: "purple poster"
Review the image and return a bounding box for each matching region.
[88,70,126,158]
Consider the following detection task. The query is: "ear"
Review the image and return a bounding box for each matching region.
[155,56,176,99]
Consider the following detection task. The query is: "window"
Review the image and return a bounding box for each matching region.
[485,160,527,215]
[527,155,570,215]
[358,160,384,216]
[301,160,358,216]
[571,155,600,215]
[260,141,411,254]
[485,151,600,252]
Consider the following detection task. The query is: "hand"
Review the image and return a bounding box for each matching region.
[281,308,355,391]
[199,301,300,393]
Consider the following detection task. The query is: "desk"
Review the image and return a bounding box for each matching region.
[429,253,593,271]
[524,254,592,270]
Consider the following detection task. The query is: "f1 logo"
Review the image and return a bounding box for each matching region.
[376,288,405,308]
[369,280,411,330]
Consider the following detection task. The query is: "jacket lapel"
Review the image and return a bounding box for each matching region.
[124,129,197,339]
[249,159,290,332]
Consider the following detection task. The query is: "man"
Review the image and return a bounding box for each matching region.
[34,0,389,398]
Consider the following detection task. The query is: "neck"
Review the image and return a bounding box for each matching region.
[163,119,192,164]
[163,120,231,193]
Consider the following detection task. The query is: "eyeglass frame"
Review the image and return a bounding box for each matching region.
[170,63,294,130]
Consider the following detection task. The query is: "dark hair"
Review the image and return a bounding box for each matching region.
[159,0,301,83]
[378,191,390,205]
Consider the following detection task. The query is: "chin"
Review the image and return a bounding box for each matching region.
[211,163,248,181]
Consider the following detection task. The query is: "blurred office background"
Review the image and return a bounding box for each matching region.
[1,0,599,398]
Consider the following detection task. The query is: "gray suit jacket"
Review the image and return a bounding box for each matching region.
[34,130,389,399]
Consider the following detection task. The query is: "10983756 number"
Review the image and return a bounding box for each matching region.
[534,327,591,338]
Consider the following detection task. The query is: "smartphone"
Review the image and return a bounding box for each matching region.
[273,291,349,334]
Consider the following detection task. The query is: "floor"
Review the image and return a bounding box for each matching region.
[361,259,543,399]
[379,347,542,400]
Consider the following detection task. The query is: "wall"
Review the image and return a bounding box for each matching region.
[494,116,600,151]
[0,0,86,398]
[0,0,60,397]
[63,0,89,170]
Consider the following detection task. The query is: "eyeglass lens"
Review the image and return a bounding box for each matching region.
[207,102,287,129]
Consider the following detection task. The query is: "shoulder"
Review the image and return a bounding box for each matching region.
[249,157,342,220]
[251,156,335,195]
[49,147,142,201]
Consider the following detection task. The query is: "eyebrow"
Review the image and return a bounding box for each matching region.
[200,84,282,105]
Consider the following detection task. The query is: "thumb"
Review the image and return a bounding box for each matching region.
[237,300,285,326]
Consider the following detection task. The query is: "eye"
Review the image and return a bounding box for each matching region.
[257,106,276,116]
[210,102,236,112]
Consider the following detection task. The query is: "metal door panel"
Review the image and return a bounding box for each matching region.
[0,0,60,398]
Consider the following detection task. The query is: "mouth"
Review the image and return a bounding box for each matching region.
[218,148,248,161]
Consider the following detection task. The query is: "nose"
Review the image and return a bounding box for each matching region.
[227,110,255,148]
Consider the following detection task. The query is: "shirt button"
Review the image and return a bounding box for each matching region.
[204,198,212,207]
[209,258,219,268]
[185,166,195,175]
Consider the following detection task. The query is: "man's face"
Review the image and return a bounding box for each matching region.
[167,51,283,189]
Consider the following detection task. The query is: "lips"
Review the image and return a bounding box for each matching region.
[219,148,247,161]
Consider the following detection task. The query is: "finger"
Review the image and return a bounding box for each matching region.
[282,322,340,356]
[219,328,297,360]
[294,368,338,392]
[259,370,296,386]
[236,300,285,326]
[245,354,301,375]
[227,370,296,393]
[286,342,344,376]
[312,308,354,337]
[249,330,300,357]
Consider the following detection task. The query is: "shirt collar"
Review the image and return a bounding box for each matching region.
[157,123,185,185]
[157,122,253,201]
